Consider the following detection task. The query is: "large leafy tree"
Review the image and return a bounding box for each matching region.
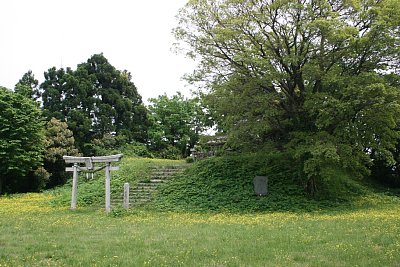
[0,87,45,194]
[175,0,400,193]
[74,54,148,142]
[148,92,208,157]
[40,54,149,154]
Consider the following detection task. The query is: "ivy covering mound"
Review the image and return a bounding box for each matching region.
[152,153,398,213]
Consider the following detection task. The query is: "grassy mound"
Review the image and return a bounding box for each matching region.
[152,153,400,213]
[49,154,400,213]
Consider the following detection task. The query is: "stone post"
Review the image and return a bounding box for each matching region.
[123,183,130,209]
[71,163,78,210]
[105,162,111,213]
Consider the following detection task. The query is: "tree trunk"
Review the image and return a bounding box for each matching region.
[0,176,3,195]
[306,176,317,197]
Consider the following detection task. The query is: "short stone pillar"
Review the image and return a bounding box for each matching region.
[123,183,130,209]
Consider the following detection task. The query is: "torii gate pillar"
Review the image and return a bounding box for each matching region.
[71,163,78,209]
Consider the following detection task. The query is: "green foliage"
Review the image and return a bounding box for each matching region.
[175,0,400,193]
[154,145,182,160]
[202,76,282,151]
[14,70,40,100]
[185,156,194,163]
[43,118,80,188]
[120,142,154,158]
[296,72,400,193]
[148,92,210,158]
[48,153,399,215]
[90,133,124,156]
[39,54,149,154]
[371,142,400,187]
[33,167,51,191]
[0,87,45,194]
[287,131,371,195]
[88,135,154,158]
[152,152,364,213]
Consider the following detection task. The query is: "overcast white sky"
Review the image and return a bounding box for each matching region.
[0,0,195,102]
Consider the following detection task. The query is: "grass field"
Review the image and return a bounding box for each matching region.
[1,193,400,266]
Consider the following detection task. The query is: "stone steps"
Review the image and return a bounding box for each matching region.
[111,165,185,207]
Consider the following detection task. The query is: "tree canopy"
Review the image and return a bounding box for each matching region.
[39,54,149,154]
[148,92,208,158]
[175,0,400,193]
[0,87,45,194]
[14,70,40,100]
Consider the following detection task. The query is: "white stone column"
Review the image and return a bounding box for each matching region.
[123,182,130,209]
[105,162,111,213]
[71,163,78,210]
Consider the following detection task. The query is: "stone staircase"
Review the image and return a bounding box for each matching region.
[112,165,186,207]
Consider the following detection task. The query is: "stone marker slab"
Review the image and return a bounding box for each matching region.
[253,176,268,196]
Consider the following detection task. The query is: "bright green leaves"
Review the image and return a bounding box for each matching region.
[289,131,370,185]
[175,0,400,194]
[299,72,400,190]
[203,75,282,150]
[148,93,208,158]
[0,87,45,193]
[306,73,400,156]
[292,132,341,179]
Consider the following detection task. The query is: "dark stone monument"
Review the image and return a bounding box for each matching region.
[253,176,268,196]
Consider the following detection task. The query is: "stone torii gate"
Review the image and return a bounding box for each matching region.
[63,154,123,213]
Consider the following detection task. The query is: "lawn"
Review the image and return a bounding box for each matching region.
[1,193,400,266]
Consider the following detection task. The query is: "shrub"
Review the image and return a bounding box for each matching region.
[121,142,153,158]
[185,156,194,163]
[155,145,182,160]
